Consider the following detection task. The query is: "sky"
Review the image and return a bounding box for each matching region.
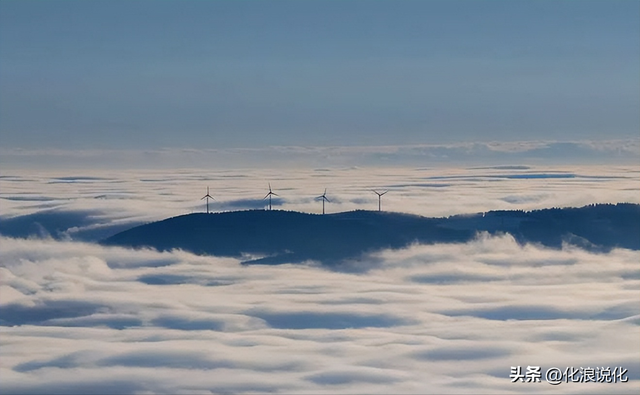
[1,0,639,152]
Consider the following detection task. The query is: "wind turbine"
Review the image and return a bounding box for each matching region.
[372,190,388,212]
[263,183,278,210]
[201,186,215,214]
[316,188,330,215]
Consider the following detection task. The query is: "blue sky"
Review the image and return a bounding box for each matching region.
[1,0,638,149]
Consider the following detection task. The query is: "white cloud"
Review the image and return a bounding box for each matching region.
[1,231,638,393]
[0,166,638,393]
[1,165,638,229]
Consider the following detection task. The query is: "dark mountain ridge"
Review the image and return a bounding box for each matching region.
[102,204,640,266]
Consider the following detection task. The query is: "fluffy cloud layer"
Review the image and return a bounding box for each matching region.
[1,234,638,394]
[1,164,638,233]
[1,165,639,393]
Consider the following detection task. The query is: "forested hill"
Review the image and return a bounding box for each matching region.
[103,203,640,265]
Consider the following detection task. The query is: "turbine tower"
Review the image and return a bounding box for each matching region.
[263,183,278,210]
[372,190,388,212]
[201,186,215,214]
[316,188,330,215]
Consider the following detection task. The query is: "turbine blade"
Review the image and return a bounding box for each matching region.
[380,191,388,195]
[263,194,270,200]
[272,193,279,197]
[324,197,330,202]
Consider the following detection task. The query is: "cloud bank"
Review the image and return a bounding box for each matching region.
[1,165,638,231]
[1,165,638,393]
[1,234,638,394]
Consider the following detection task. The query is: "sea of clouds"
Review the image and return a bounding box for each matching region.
[1,164,639,393]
